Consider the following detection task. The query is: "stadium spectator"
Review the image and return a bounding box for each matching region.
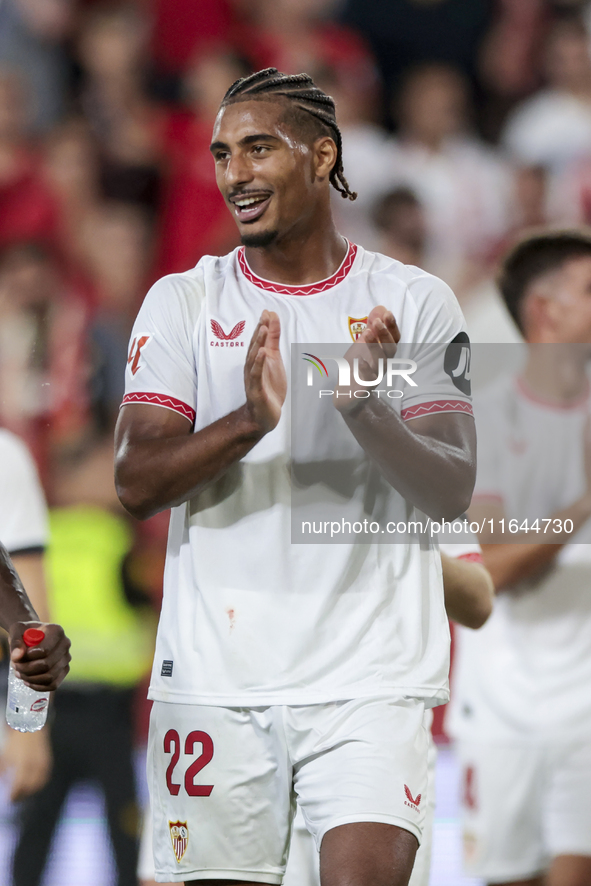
[0,0,73,134]
[235,0,377,91]
[388,63,512,294]
[42,118,102,276]
[0,68,61,251]
[75,3,164,210]
[372,186,428,270]
[0,242,90,470]
[477,0,547,139]
[338,0,494,125]
[306,63,388,251]
[373,184,521,344]
[152,47,247,278]
[80,201,152,425]
[147,0,234,86]
[503,16,591,172]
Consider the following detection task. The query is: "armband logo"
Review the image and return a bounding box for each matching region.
[127,334,151,375]
[444,332,471,396]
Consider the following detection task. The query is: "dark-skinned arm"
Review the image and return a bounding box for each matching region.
[115,310,287,520]
[341,404,476,522]
[334,307,476,522]
[0,544,71,691]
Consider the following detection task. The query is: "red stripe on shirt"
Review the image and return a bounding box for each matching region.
[121,392,196,423]
[401,400,473,421]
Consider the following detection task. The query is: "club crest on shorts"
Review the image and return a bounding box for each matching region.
[169,820,189,863]
[348,316,368,341]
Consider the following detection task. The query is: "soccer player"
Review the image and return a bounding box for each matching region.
[115,68,476,886]
[449,230,591,886]
[284,540,495,886]
[0,428,71,696]
[0,426,61,802]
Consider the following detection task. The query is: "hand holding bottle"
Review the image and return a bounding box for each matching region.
[9,623,71,691]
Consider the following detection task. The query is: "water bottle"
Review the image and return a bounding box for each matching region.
[6,628,50,732]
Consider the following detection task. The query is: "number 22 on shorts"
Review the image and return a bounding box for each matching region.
[164,729,214,797]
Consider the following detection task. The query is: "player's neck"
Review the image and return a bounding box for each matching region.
[522,345,590,404]
[243,222,347,287]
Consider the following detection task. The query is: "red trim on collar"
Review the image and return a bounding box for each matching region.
[515,376,590,411]
[237,241,357,295]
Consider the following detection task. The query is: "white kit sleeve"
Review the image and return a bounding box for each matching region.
[398,271,473,422]
[0,430,49,553]
[122,273,203,424]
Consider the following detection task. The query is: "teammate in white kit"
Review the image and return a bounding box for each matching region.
[450,230,591,886]
[283,538,494,886]
[0,430,71,693]
[115,68,476,886]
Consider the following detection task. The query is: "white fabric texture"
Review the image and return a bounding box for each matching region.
[124,243,471,707]
[147,698,429,883]
[0,429,48,553]
[448,375,591,743]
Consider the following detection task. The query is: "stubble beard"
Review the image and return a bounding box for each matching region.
[240,228,280,248]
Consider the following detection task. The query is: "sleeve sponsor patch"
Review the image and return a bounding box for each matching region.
[444,332,471,396]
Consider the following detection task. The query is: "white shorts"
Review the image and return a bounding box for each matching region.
[148,697,430,883]
[283,727,437,886]
[457,738,591,882]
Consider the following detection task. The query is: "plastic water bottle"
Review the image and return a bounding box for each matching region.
[6,628,50,732]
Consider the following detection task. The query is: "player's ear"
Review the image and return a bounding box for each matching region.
[313,136,337,183]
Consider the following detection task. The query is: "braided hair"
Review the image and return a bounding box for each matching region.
[221,68,357,201]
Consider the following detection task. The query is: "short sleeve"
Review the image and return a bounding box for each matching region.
[122,272,204,424]
[0,431,48,552]
[398,272,473,423]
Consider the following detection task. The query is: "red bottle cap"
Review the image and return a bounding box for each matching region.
[23,628,45,647]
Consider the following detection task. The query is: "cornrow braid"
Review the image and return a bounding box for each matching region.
[222,67,357,201]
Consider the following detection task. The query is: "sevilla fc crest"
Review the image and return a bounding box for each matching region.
[169,820,189,863]
[348,316,368,341]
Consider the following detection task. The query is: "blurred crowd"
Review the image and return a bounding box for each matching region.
[3,0,591,882]
[5,0,591,467]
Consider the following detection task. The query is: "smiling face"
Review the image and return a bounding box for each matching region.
[210,98,335,248]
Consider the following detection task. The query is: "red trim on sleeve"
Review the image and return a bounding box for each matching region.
[457,552,484,565]
[237,241,357,295]
[471,492,503,503]
[401,400,473,421]
[121,392,196,423]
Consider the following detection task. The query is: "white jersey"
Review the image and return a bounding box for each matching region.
[123,242,472,706]
[448,375,591,742]
[0,429,48,553]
